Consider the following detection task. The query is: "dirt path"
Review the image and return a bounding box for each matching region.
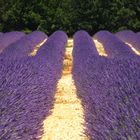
[40,47,87,140]
[35,38,107,140]
[38,38,110,139]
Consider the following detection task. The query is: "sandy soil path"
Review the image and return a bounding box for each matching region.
[40,47,87,140]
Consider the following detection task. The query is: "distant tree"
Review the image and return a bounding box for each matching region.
[0,0,140,35]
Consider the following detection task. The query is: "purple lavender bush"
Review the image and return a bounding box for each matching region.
[94,30,135,58]
[1,31,48,59]
[36,30,68,75]
[0,30,67,140]
[115,30,140,52]
[0,31,25,53]
[25,31,47,48]
[136,32,140,35]
[73,30,140,140]
[73,30,98,63]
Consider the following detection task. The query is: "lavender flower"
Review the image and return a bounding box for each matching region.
[1,31,48,59]
[0,30,67,140]
[73,30,140,140]
[94,30,135,58]
[115,30,140,52]
[36,30,68,75]
[0,31,25,53]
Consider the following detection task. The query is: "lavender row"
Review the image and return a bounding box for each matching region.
[73,31,140,139]
[137,32,140,35]
[73,30,98,64]
[0,31,67,140]
[94,30,135,58]
[115,30,140,52]
[0,31,25,53]
[1,31,47,59]
[36,30,68,74]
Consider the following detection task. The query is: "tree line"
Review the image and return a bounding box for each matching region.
[0,0,140,36]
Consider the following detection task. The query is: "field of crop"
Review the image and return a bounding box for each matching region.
[0,30,140,140]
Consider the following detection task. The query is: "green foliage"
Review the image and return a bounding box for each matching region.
[0,0,140,36]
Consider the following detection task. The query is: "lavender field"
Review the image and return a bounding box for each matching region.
[0,30,140,140]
